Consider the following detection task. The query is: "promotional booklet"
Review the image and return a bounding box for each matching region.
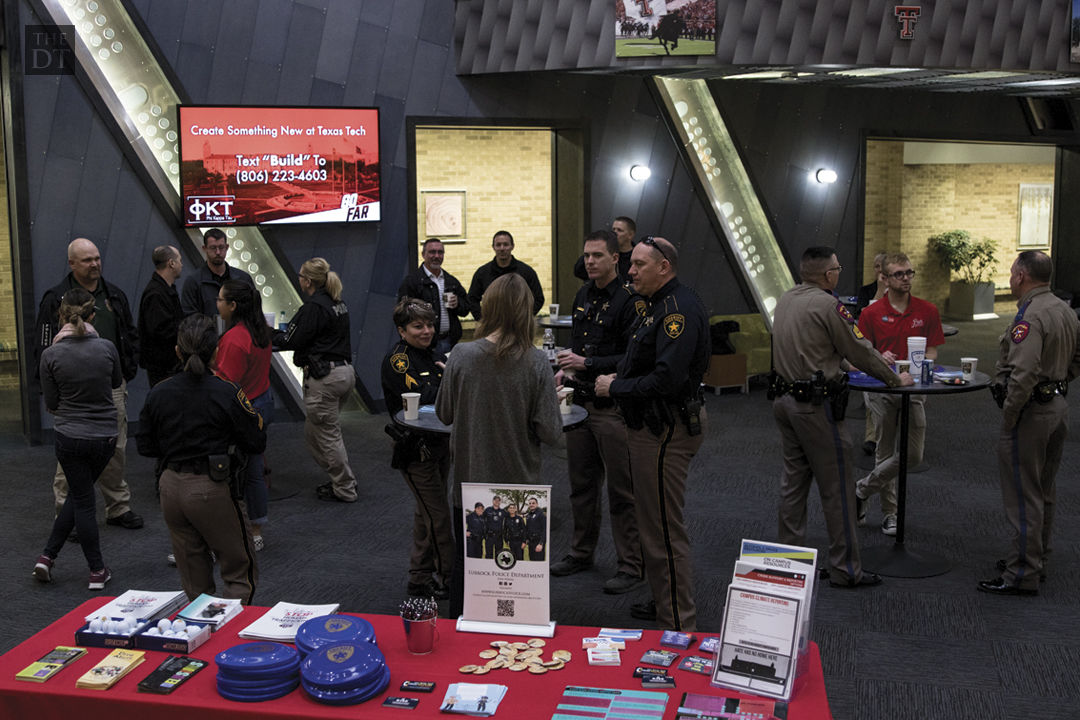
[75,648,146,690]
[177,594,243,631]
[85,590,186,623]
[136,655,209,694]
[237,601,340,641]
[15,646,86,682]
[439,682,508,716]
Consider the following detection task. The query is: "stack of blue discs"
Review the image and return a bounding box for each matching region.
[215,642,301,702]
[295,614,377,657]
[300,642,390,705]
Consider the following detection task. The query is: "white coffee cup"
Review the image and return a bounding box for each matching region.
[402,392,421,421]
[443,292,453,305]
[549,303,560,317]
[557,387,573,415]
[960,357,978,381]
[895,359,911,375]
[907,336,927,367]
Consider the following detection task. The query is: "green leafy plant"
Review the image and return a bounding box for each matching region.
[927,230,997,285]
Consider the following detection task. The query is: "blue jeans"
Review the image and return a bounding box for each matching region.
[45,433,116,570]
[245,390,273,525]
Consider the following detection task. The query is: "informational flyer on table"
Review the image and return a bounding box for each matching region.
[713,586,801,700]
[461,483,551,628]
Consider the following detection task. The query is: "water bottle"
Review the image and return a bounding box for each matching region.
[278,310,288,332]
[543,328,556,362]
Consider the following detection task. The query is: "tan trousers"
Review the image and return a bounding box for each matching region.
[54,381,131,519]
[998,396,1067,590]
[628,407,707,632]
[858,393,927,517]
[159,469,257,603]
[303,364,357,500]
[564,401,642,577]
[774,395,865,585]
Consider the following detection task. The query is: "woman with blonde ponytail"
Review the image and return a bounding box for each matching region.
[34,288,121,591]
[273,258,358,502]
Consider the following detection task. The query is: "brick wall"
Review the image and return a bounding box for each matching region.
[414,128,553,305]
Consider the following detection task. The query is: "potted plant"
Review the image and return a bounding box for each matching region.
[927,229,998,320]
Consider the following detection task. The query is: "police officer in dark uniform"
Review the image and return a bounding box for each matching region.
[524,497,547,561]
[503,504,527,561]
[381,298,453,600]
[136,314,266,603]
[466,503,485,559]
[596,236,709,631]
[483,496,507,558]
[553,229,644,595]
[273,258,357,502]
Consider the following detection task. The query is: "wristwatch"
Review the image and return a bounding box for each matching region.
[584,357,594,370]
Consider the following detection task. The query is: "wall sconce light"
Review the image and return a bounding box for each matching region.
[630,165,652,182]
[814,168,838,184]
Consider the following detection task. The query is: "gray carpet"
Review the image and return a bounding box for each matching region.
[3,317,1078,719]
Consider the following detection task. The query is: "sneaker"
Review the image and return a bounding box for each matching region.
[166,553,176,567]
[106,510,144,529]
[316,483,355,503]
[855,489,868,527]
[603,572,645,595]
[550,555,592,577]
[88,567,111,591]
[252,535,265,552]
[33,555,54,583]
[882,514,897,536]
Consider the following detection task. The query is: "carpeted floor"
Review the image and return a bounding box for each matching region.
[2,317,1077,719]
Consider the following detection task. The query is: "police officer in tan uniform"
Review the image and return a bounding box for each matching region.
[771,246,913,588]
[981,251,1080,596]
[596,236,709,631]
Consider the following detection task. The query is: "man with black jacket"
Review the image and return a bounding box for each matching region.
[34,238,143,530]
[397,238,469,354]
[467,231,544,318]
[138,246,184,386]
[180,228,254,317]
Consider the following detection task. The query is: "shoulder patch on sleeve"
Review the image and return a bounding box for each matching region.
[663,313,685,339]
[1011,321,1030,344]
[835,301,855,323]
[391,352,409,373]
[236,387,256,416]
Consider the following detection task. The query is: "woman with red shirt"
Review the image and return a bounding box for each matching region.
[215,279,273,550]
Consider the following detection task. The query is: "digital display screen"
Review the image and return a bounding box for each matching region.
[178,105,380,226]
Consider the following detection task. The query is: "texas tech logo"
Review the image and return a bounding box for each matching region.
[186,195,236,224]
[894,5,921,39]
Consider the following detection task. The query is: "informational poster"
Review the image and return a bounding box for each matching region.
[460,483,551,631]
[179,106,380,226]
[615,0,717,58]
[712,586,801,700]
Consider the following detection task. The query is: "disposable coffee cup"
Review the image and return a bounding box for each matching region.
[401,614,438,655]
[402,392,421,421]
[895,359,911,375]
[960,357,978,381]
[443,292,453,305]
[558,387,573,415]
[907,336,927,367]
[549,303,560,317]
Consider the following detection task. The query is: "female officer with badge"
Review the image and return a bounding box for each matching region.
[381,298,453,600]
[136,314,266,603]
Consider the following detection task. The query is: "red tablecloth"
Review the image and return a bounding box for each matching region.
[0,599,832,719]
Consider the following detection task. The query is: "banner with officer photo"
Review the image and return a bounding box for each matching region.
[461,483,551,628]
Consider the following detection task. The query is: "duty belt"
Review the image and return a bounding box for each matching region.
[768,372,848,403]
[1033,379,1068,403]
[166,458,210,474]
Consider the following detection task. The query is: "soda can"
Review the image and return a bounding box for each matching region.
[920,360,932,384]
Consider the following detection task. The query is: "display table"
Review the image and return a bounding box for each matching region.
[0,599,832,719]
[849,365,991,578]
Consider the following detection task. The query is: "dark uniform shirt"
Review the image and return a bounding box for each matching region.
[466,511,485,539]
[525,507,546,545]
[180,263,255,317]
[381,341,446,417]
[504,514,526,544]
[609,277,710,403]
[567,277,643,403]
[273,289,352,370]
[397,266,470,347]
[467,256,544,319]
[483,506,507,537]
[135,372,266,465]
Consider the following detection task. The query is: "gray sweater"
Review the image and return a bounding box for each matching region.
[436,339,561,492]
[40,332,122,438]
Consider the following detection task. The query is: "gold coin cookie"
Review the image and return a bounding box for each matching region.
[458,664,479,673]
[527,638,546,647]
[528,665,548,674]
[498,645,517,656]
[472,666,491,675]
[490,640,508,647]
[552,649,572,662]
[507,662,528,671]
[478,649,499,659]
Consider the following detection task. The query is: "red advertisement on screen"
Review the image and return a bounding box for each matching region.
[179,106,380,226]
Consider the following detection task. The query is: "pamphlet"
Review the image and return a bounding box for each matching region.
[75,648,146,689]
[439,682,508,716]
[598,628,642,641]
[736,539,818,661]
[551,686,669,720]
[177,593,243,631]
[711,584,802,700]
[136,655,208,694]
[676,654,715,674]
[639,648,679,667]
[15,646,86,682]
[85,590,186,623]
[237,601,340,641]
[675,691,788,719]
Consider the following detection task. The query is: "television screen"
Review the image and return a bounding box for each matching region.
[178,105,380,226]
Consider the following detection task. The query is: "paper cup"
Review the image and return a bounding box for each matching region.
[895,359,911,375]
[960,357,978,381]
[402,392,421,421]
[557,387,573,415]
[907,336,927,367]
[443,292,453,305]
[549,303,560,317]
[401,614,438,655]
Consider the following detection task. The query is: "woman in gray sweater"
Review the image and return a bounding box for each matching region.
[33,288,121,591]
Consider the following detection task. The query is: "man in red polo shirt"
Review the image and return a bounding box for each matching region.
[855,253,945,535]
